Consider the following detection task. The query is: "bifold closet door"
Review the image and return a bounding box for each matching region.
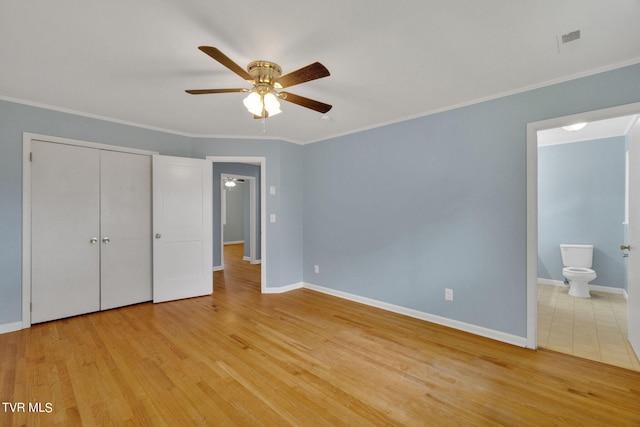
[100,151,152,310]
[31,141,101,323]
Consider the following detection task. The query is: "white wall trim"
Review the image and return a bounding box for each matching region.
[526,102,640,349]
[262,282,304,294]
[225,241,244,245]
[0,321,23,335]
[213,266,224,272]
[303,282,527,348]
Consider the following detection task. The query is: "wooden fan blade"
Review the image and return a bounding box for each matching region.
[198,46,254,82]
[280,92,332,113]
[276,62,330,88]
[185,88,249,95]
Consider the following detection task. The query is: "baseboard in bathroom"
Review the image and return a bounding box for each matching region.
[537,278,566,287]
[537,278,627,296]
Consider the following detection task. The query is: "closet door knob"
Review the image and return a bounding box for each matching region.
[90,237,98,244]
[102,237,110,244]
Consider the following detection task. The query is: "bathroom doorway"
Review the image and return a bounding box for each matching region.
[527,103,640,370]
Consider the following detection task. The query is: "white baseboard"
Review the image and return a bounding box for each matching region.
[0,321,23,335]
[251,259,261,265]
[302,282,527,348]
[538,278,628,299]
[262,282,304,294]
[224,241,244,245]
[213,265,223,272]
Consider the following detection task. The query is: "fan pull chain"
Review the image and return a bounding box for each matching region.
[262,117,266,133]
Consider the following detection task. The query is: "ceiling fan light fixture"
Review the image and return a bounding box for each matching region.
[187,47,332,119]
[263,92,281,116]
[243,91,263,116]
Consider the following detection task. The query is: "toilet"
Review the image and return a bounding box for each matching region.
[560,244,597,298]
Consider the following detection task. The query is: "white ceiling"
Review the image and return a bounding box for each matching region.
[1,0,640,144]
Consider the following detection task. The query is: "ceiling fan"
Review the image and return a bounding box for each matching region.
[186,46,332,119]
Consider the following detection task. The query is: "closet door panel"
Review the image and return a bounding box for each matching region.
[31,141,101,323]
[100,150,152,310]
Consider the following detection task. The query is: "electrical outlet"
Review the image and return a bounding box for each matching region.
[314,265,320,274]
[445,288,453,301]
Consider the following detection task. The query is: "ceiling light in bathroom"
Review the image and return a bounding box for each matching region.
[562,122,588,131]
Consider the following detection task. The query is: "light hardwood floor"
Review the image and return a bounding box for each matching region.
[2,244,640,426]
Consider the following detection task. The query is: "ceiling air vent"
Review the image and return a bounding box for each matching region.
[557,29,582,54]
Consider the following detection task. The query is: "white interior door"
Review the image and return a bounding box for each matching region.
[628,120,640,357]
[100,150,153,310]
[31,141,100,323]
[153,155,212,303]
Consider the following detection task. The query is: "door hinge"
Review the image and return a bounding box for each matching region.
[30,302,32,312]
[29,152,33,162]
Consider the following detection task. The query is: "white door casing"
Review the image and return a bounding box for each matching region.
[526,102,640,350]
[153,155,213,303]
[31,141,101,323]
[627,119,640,357]
[207,156,267,293]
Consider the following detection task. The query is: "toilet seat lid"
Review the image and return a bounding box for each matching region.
[563,267,595,274]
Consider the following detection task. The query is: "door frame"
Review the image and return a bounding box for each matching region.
[21,132,156,329]
[220,173,258,266]
[526,102,640,348]
[206,156,266,293]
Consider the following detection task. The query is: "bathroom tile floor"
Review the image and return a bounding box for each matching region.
[538,283,640,371]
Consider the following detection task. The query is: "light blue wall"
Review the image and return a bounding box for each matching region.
[538,137,626,289]
[303,63,640,338]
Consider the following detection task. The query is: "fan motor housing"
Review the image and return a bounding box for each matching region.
[247,61,282,85]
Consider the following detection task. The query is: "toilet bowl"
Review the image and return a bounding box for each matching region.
[562,267,596,298]
[560,244,596,298]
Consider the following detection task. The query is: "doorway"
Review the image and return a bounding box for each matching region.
[207,156,266,292]
[221,173,258,266]
[526,102,640,369]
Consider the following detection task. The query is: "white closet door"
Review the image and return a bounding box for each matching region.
[31,141,100,323]
[100,151,152,310]
[153,155,212,303]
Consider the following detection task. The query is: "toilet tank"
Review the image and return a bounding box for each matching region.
[560,244,594,268]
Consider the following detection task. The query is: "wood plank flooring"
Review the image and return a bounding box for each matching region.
[2,244,640,425]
